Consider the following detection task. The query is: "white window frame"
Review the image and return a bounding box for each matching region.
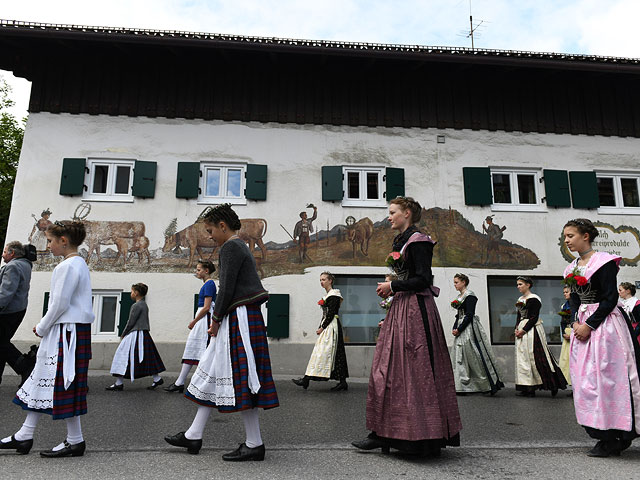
[82,158,135,202]
[198,162,247,205]
[341,166,386,208]
[490,168,545,212]
[91,290,122,340]
[596,172,640,215]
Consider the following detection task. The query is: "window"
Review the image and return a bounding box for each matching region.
[487,276,564,345]
[490,169,543,211]
[91,291,121,337]
[596,173,640,214]
[199,163,247,204]
[83,159,135,202]
[342,167,385,207]
[333,275,385,344]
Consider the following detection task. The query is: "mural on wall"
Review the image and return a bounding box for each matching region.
[28,208,53,253]
[29,203,540,275]
[559,221,640,266]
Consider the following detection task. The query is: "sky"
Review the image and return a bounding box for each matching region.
[1,0,639,120]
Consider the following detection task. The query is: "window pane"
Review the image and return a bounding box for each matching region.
[226,169,242,197]
[333,276,384,343]
[517,174,536,204]
[114,166,131,194]
[366,172,379,199]
[597,177,616,206]
[100,296,117,333]
[92,165,109,194]
[206,169,220,197]
[492,174,511,203]
[621,178,640,207]
[347,172,360,199]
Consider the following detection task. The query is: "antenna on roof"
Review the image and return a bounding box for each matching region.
[458,0,487,49]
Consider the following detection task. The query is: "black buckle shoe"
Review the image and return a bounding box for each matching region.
[291,377,309,389]
[40,441,86,458]
[164,432,202,455]
[222,443,265,461]
[163,383,185,393]
[330,381,348,392]
[147,378,164,390]
[351,435,390,453]
[105,384,123,391]
[0,435,33,455]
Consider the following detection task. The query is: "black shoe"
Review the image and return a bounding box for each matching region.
[147,378,164,390]
[351,435,390,453]
[292,377,309,389]
[551,389,558,397]
[516,391,535,397]
[0,435,33,455]
[40,441,86,458]
[163,383,185,393]
[222,443,265,461]
[587,440,620,458]
[331,381,348,392]
[105,384,123,391]
[164,432,202,455]
[456,392,468,396]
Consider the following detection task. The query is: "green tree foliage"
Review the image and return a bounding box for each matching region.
[0,77,25,247]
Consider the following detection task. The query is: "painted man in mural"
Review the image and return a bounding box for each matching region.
[293,204,318,263]
[482,215,506,265]
[28,209,52,253]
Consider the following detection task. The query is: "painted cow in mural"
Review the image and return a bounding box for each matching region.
[162,218,268,268]
[346,217,374,258]
[83,220,146,264]
[113,235,151,265]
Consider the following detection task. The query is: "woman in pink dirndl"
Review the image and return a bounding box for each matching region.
[563,218,640,457]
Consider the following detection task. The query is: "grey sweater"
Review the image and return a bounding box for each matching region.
[121,298,151,337]
[212,238,268,323]
[0,257,33,314]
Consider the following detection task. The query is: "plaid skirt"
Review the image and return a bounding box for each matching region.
[14,323,92,419]
[114,331,166,379]
[185,304,279,413]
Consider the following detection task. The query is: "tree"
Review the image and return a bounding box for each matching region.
[0,77,25,247]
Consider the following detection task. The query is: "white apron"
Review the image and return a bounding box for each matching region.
[110,330,144,381]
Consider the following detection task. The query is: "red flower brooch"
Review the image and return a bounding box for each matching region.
[318,299,325,306]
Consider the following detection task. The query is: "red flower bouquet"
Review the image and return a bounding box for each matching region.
[385,251,402,268]
[451,299,462,309]
[564,268,588,287]
[515,300,525,308]
[318,299,325,306]
[558,308,571,317]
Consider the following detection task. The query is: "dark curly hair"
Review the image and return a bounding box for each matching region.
[389,196,422,223]
[563,218,599,242]
[202,204,241,231]
[454,273,470,286]
[47,220,87,247]
[197,260,216,274]
[620,282,636,296]
[131,283,148,297]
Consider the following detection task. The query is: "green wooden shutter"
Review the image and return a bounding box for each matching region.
[43,291,50,316]
[132,160,157,198]
[176,162,200,199]
[569,171,600,209]
[118,291,135,336]
[59,158,86,195]
[266,294,289,338]
[245,164,268,200]
[385,167,405,200]
[194,293,199,316]
[322,166,343,201]
[463,167,493,206]
[543,169,571,207]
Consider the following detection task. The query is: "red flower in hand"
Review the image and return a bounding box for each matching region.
[566,273,575,279]
[318,299,325,306]
[576,276,588,286]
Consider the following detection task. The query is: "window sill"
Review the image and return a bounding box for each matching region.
[197,198,247,206]
[341,200,387,208]
[597,207,640,215]
[490,204,546,213]
[81,196,134,203]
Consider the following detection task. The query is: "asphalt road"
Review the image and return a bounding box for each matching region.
[1,373,638,479]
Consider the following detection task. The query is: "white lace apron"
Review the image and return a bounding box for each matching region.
[110,330,144,381]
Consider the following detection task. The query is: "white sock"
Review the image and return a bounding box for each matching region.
[65,416,83,445]
[52,442,66,451]
[185,406,211,440]
[241,408,263,448]
[114,377,124,386]
[14,411,42,441]
[175,364,192,386]
[152,374,162,383]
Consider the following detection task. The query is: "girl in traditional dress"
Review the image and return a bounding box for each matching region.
[557,285,572,389]
[451,273,504,396]
[514,276,567,397]
[352,196,461,457]
[619,282,640,346]
[564,219,640,457]
[165,261,217,393]
[291,271,349,391]
[1,221,93,457]
[165,204,278,461]
[106,283,165,391]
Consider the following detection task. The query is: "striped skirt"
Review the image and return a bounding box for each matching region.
[14,323,92,419]
[113,331,165,379]
[185,304,279,413]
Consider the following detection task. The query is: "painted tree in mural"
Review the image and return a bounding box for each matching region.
[0,78,25,247]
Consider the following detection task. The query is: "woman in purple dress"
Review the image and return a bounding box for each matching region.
[352,197,462,457]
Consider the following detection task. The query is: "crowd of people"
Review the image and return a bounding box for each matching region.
[0,200,639,460]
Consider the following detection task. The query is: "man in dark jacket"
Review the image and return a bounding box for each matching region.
[0,241,34,384]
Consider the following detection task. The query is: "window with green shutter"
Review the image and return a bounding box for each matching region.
[322,166,343,201]
[266,294,289,338]
[463,167,493,205]
[176,162,201,199]
[132,160,157,198]
[385,167,405,200]
[59,158,86,195]
[245,164,268,200]
[118,291,135,336]
[543,169,571,207]
[569,171,600,209]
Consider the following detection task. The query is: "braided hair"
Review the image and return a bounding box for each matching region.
[389,196,422,223]
[563,218,599,242]
[202,204,241,231]
[47,220,87,247]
